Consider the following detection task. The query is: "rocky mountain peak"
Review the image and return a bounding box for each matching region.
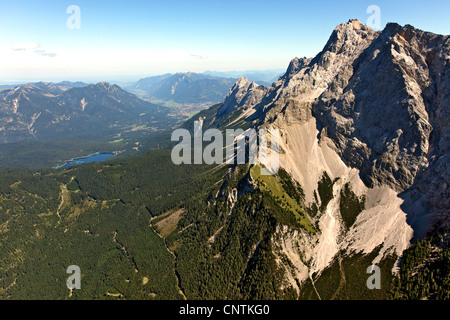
[235,76,251,87]
[336,19,370,31]
[319,19,379,57]
[217,77,266,117]
[95,81,115,90]
[384,22,403,33]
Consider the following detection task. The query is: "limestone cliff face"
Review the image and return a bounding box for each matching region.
[219,19,449,230]
[312,22,449,235]
[214,20,449,289]
[314,23,449,194]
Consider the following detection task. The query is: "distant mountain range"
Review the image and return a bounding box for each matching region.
[0,81,89,91]
[0,81,175,144]
[202,69,284,86]
[1,71,284,110]
[126,70,284,109]
[128,72,237,105]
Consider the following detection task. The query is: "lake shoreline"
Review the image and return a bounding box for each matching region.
[55,152,116,169]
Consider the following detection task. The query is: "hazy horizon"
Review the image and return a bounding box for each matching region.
[0,68,287,86]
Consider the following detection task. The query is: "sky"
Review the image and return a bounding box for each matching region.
[0,0,449,84]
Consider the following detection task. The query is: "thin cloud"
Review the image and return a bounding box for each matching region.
[34,49,57,57]
[189,51,208,60]
[11,42,57,57]
[11,42,40,51]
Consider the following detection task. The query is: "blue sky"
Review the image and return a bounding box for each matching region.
[0,0,449,83]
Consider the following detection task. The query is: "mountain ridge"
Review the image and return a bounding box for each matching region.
[0,81,175,143]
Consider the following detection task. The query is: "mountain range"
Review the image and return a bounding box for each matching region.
[128,72,238,105]
[0,81,182,168]
[202,69,284,86]
[0,81,176,144]
[0,20,448,300]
